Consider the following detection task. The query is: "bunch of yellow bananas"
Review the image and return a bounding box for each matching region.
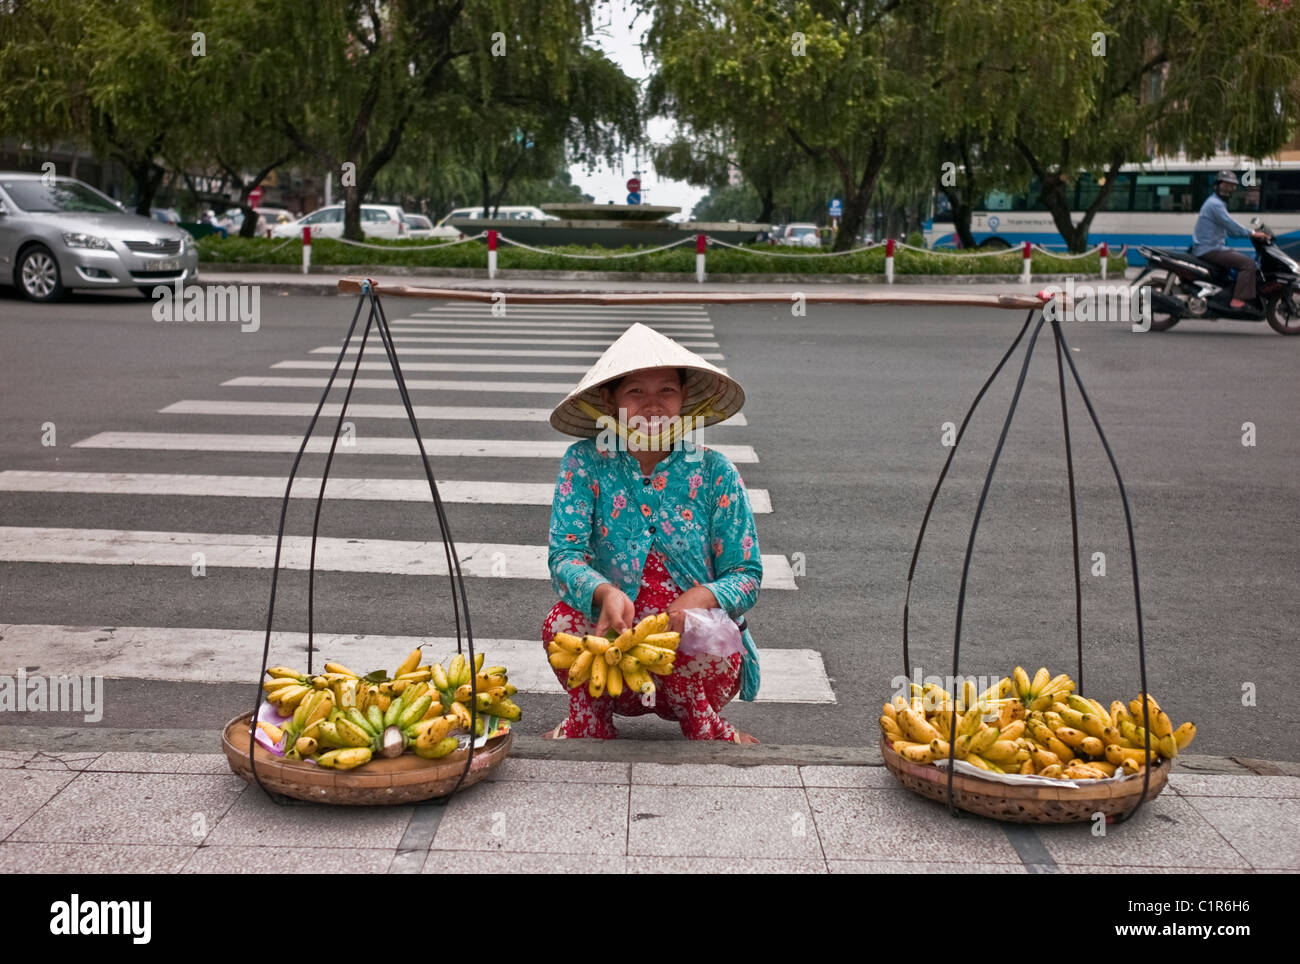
[429,652,522,726]
[257,647,519,771]
[879,667,1196,781]
[547,613,678,700]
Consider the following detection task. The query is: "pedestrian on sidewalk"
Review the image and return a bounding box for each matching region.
[541,323,762,742]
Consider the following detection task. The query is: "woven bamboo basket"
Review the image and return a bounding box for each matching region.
[222,712,511,805]
[880,737,1169,823]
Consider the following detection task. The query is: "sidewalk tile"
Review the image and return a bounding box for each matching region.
[628,786,820,859]
[827,859,1025,874]
[1169,774,1300,798]
[202,792,415,849]
[423,850,627,874]
[0,770,78,840]
[0,842,195,874]
[183,846,394,874]
[800,766,896,789]
[87,753,190,774]
[21,751,102,771]
[9,772,247,846]
[1033,794,1250,870]
[487,759,629,785]
[628,856,828,873]
[431,781,627,855]
[1185,797,1300,870]
[178,754,238,774]
[1056,864,1254,874]
[807,787,1020,863]
[632,763,802,787]
[0,750,37,770]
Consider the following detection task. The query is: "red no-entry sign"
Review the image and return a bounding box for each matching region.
[626,178,641,193]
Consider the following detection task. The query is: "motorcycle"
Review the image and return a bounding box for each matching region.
[1134,218,1300,335]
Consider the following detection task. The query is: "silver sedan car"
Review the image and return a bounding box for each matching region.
[0,173,199,301]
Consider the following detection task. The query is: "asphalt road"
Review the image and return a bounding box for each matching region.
[1,284,1297,760]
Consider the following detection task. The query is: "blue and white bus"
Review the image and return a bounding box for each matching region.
[925,157,1300,265]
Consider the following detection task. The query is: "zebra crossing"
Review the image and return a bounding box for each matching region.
[2,301,833,704]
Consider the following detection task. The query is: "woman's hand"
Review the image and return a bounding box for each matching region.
[665,586,720,635]
[593,584,636,637]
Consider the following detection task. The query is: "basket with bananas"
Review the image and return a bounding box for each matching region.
[546,612,679,700]
[250,648,519,772]
[878,667,1192,822]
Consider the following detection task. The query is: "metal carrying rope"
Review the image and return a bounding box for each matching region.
[903,306,1154,822]
[249,280,483,803]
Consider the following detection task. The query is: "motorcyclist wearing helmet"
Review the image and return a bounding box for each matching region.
[1192,170,1270,308]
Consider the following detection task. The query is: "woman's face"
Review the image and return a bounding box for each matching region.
[600,368,684,430]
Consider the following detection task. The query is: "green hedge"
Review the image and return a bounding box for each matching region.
[197,236,1128,276]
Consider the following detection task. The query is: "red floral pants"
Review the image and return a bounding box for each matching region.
[541,552,743,740]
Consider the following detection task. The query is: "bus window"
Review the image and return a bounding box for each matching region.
[1074,172,1133,212]
[1261,171,1300,212]
[1134,173,1195,212]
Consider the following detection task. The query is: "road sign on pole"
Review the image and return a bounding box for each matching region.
[626,177,641,194]
[828,198,842,218]
[627,192,641,205]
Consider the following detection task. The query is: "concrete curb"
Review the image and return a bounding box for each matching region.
[1,725,1295,776]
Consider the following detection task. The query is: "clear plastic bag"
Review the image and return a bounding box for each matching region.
[680,608,745,659]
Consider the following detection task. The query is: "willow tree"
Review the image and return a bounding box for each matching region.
[1008,0,1300,251]
[208,0,612,240]
[0,0,208,213]
[644,0,938,250]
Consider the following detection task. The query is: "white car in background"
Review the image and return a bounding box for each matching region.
[401,213,436,238]
[776,223,824,248]
[429,205,556,238]
[272,203,409,239]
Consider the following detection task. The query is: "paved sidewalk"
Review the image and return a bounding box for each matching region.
[1,744,1295,874]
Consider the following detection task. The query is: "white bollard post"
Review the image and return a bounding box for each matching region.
[1021,241,1032,283]
[1100,241,1108,280]
[302,226,311,274]
[885,238,895,284]
[487,230,498,280]
[696,234,706,283]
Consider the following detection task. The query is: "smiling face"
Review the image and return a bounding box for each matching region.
[600,367,685,430]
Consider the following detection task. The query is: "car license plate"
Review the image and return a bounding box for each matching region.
[151,258,180,271]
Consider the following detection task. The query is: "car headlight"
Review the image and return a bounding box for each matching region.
[62,232,112,250]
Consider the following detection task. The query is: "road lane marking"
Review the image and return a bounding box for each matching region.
[0,527,797,589]
[0,625,829,702]
[0,470,773,513]
[383,334,719,347]
[222,376,576,393]
[158,400,746,426]
[311,345,727,360]
[71,432,760,462]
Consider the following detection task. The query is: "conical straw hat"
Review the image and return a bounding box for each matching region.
[550,323,745,438]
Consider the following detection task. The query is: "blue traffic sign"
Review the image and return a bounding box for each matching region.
[627,192,641,205]
[828,198,842,217]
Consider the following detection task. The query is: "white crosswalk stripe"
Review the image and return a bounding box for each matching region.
[0,527,798,589]
[158,400,748,426]
[272,359,590,373]
[384,335,720,347]
[0,624,830,702]
[0,471,774,513]
[311,345,727,360]
[222,376,575,393]
[403,319,717,335]
[270,359,728,374]
[72,432,761,462]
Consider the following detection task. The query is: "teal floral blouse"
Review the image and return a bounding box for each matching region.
[547,437,763,698]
